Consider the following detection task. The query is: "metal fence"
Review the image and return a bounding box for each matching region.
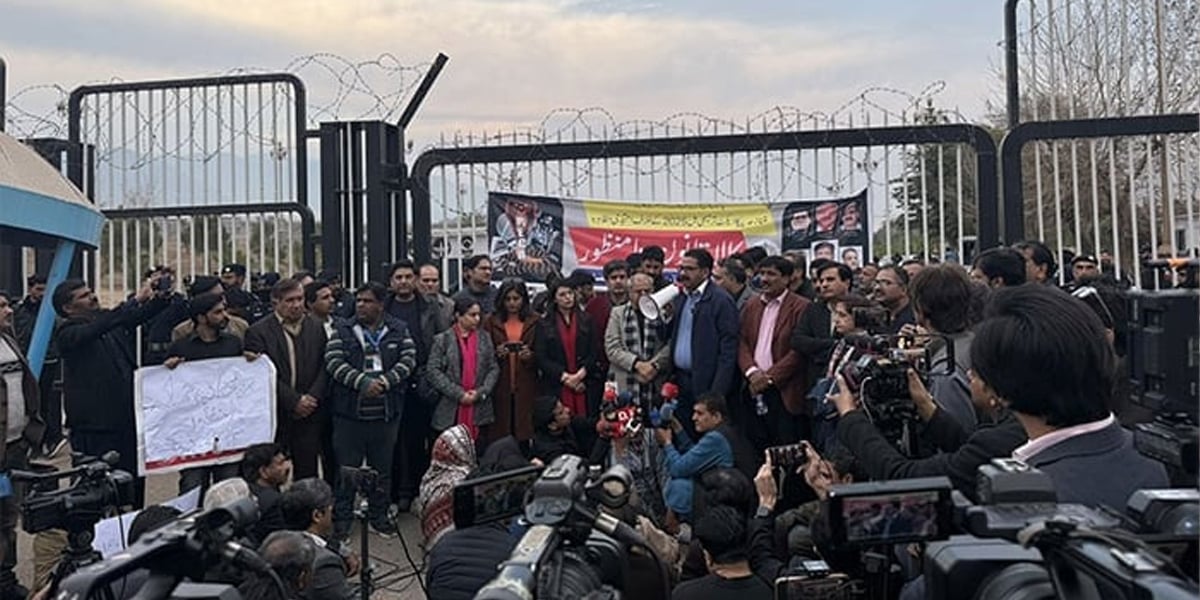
[58,74,314,295]
[409,117,1000,286]
[1001,113,1200,287]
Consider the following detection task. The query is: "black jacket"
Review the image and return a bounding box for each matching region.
[426,523,517,600]
[324,315,417,422]
[788,301,835,395]
[535,311,601,414]
[57,297,169,432]
[836,408,1028,502]
[243,315,329,423]
[247,482,285,547]
[383,293,450,366]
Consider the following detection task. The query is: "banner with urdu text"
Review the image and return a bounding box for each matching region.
[487,190,868,282]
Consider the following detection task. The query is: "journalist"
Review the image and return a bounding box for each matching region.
[828,365,1028,501]
[971,284,1167,510]
[671,505,773,600]
[905,264,979,432]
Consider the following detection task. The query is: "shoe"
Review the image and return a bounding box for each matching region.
[370,518,398,538]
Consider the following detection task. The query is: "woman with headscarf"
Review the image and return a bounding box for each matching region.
[414,425,477,549]
[428,297,500,446]
[484,278,540,442]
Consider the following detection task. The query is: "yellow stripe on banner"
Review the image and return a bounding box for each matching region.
[581,199,778,236]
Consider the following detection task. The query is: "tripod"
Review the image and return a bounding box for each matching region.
[48,525,114,600]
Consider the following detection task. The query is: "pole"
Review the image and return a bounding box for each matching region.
[28,239,76,379]
[1005,0,1021,130]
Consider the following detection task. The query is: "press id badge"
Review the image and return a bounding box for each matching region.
[365,352,383,374]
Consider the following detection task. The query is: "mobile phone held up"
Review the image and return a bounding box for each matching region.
[767,442,812,469]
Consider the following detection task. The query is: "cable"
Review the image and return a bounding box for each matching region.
[390,510,429,595]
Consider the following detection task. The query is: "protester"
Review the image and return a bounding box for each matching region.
[585,260,631,376]
[54,275,170,507]
[383,259,451,513]
[414,424,478,549]
[427,298,500,446]
[484,278,539,442]
[0,291,44,599]
[713,258,754,311]
[668,248,739,439]
[1013,240,1057,285]
[12,274,46,352]
[244,278,331,481]
[164,293,247,496]
[453,255,498,315]
[790,262,851,405]
[418,262,455,324]
[305,280,337,337]
[324,281,417,538]
[605,273,672,408]
[171,276,251,341]
[641,245,669,289]
[535,278,600,421]
[736,256,810,451]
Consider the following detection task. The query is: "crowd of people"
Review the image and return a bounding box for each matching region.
[0,236,1186,600]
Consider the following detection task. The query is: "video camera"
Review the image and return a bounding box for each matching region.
[473,455,671,600]
[833,333,954,455]
[13,451,135,535]
[924,459,1199,600]
[58,497,274,600]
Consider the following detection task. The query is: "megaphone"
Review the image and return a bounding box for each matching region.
[639,284,681,321]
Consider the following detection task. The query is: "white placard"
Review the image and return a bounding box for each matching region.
[134,356,277,476]
[93,486,202,558]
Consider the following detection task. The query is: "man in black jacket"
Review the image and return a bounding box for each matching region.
[242,442,292,547]
[324,281,417,537]
[828,368,1027,502]
[383,259,451,511]
[53,276,170,507]
[280,478,355,600]
[789,262,851,401]
[425,462,521,600]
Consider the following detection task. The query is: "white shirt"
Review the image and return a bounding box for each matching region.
[1012,414,1116,462]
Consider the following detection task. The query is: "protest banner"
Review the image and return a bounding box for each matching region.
[486,190,869,282]
[134,356,277,476]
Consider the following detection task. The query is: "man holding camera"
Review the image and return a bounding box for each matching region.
[54,275,171,508]
[904,265,979,433]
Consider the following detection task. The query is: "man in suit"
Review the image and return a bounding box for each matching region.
[668,248,739,440]
[279,478,355,600]
[736,256,810,450]
[789,262,851,399]
[244,278,330,481]
[53,276,170,508]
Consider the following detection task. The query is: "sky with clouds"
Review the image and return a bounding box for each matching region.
[3,0,1006,144]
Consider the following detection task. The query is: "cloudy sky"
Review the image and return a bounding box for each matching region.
[3,0,1005,143]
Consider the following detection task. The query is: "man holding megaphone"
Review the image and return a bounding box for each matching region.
[641,248,739,440]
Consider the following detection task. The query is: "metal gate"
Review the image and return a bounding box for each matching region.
[409,120,1001,288]
[65,74,314,302]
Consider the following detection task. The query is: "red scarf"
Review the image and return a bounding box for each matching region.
[556,312,586,416]
[455,325,480,439]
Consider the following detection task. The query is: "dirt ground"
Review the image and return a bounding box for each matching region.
[15,472,430,599]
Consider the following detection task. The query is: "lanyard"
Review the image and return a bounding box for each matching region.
[355,324,388,353]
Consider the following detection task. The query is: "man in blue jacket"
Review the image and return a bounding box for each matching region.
[324,281,417,538]
[655,393,735,526]
[668,248,739,439]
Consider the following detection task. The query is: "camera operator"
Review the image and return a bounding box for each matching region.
[0,291,45,599]
[279,478,355,600]
[671,505,773,600]
[53,275,171,508]
[905,264,979,433]
[974,284,1167,510]
[827,363,1027,500]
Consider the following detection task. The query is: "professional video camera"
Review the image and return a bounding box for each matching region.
[10,451,136,592]
[472,455,671,600]
[1125,286,1199,483]
[924,459,1199,600]
[58,497,276,600]
[834,333,954,455]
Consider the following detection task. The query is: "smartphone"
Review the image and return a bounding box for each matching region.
[452,464,542,528]
[767,441,812,469]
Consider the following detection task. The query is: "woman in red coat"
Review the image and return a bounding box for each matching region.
[484,278,540,442]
